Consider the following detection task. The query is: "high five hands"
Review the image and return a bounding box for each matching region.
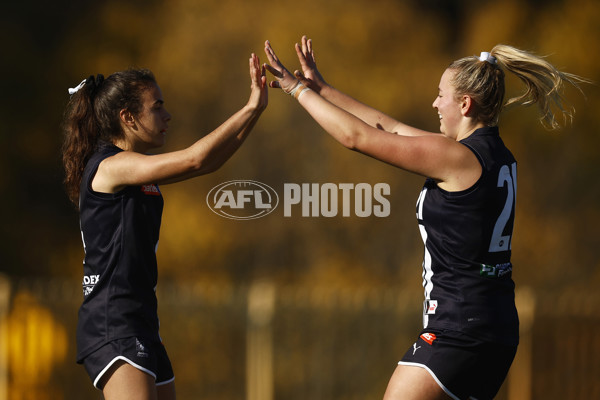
[264,35,328,95]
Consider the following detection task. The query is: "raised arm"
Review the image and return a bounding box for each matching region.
[93,54,268,193]
[292,36,429,137]
[264,40,480,189]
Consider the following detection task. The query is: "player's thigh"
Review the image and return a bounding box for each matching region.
[383,364,452,400]
[102,360,158,400]
[157,380,176,400]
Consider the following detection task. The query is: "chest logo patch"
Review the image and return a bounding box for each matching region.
[420,332,437,345]
[141,184,161,196]
[425,299,438,314]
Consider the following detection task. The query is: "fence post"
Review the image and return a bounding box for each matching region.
[507,287,535,400]
[0,275,10,400]
[246,280,276,400]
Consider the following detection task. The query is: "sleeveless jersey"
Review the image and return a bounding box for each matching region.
[76,143,164,362]
[415,126,519,346]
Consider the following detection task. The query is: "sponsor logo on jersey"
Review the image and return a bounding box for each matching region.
[480,262,512,278]
[141,184,161,196]
[420,332,437,345]
[425,299,438,314]
[412,343,422,355]
[82,274,100,296]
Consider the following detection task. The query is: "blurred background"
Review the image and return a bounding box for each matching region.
[1,0,599,398]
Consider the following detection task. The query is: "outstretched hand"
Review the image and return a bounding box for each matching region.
[248,53,268,111]
[294,36,327,93]
[264,37,328,96]
[263,40,300,94]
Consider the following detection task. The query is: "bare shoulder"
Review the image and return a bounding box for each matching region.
[91,151,146,194]
[436,141,482,192]
[397,134,481,190]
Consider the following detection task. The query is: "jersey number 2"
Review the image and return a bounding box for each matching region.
[489,162,517,252]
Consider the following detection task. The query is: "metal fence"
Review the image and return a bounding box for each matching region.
[0,275,598,400]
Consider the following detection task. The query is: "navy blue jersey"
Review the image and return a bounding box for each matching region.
[76,143,164,362]
[415,127,519,346]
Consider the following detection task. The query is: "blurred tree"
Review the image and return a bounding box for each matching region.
[0,0,597,296]
[0,1,163,277]
[0,2,598,399]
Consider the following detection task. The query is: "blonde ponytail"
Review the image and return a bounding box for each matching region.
[448,45,589,130]
[491,44,588,130]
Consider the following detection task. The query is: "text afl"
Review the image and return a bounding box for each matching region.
[207,180,391,220]
[207,180,279,220]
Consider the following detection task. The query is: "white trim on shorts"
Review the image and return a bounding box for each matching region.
[93,355,157,389]
[398,361,461,400]
[156,376,175,386]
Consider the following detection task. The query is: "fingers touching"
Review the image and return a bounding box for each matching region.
[248,53,268,110]
[263,36,323,93]
[263,40,299,92]
[249,53,267,89]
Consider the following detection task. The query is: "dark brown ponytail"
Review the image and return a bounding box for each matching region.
[61,69,157,206]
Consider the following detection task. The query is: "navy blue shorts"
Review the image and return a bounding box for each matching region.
[82,336,175,389]
[399,329,517,400]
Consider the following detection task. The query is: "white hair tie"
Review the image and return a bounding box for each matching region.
[68,79,87,95]
[479,52,497,65]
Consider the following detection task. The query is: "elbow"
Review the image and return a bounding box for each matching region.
[184,152,217,177]
[333,119,370,150]
[188,154,205,173]
[342,138,358,151]
[193,150,231,175]
[339,128,362,151]
[202,161,223,175]
[187,144,229,176]
[192,157,221,176]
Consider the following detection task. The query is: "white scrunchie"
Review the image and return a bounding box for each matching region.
[68,79,87,95]
[479,52,497,65]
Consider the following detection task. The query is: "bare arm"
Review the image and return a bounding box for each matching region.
[264,40,480,188]
[93,54,268,193]
[292,36,431,137]
[295,88,473,182]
